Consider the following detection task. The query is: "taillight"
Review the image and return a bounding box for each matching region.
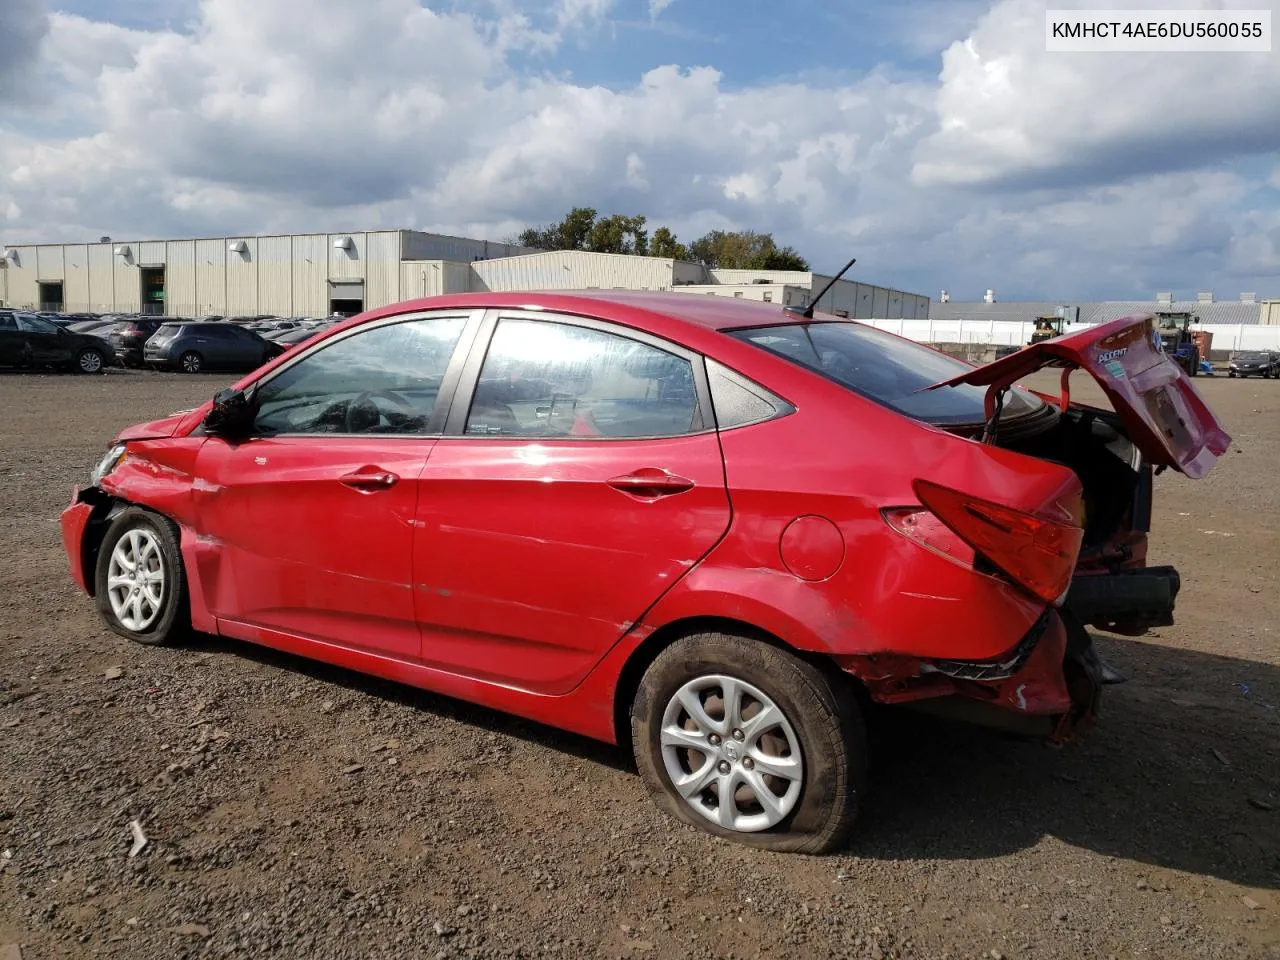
[910,479,1084,604]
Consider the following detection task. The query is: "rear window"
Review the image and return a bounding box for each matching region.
[729,321,1043,427]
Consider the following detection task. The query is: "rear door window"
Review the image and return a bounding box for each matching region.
[730,321,1043,426]
[464,317,704,438]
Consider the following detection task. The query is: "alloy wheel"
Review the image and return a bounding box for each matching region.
[181,352,202,373]
[79,350,103,373]
[106,528,166,632]
[659,674,804,832]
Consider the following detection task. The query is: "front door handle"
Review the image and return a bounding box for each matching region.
[340,469,399,491]
[607,468,694,499]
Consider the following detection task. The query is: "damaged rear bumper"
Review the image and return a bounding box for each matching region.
[841,609,1103,744]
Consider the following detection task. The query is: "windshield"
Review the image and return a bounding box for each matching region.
[730,321,1044,426]
[1235,352,1268,361]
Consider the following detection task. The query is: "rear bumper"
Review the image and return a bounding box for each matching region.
[844,609,1101,744]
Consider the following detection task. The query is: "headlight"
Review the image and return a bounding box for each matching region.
[90,444,127,486]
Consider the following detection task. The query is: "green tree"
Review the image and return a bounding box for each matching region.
[688,229,810,270]
[519,206,599,251]
[518,210,809,269]
[649,227,689,261]
[588,214,648,255]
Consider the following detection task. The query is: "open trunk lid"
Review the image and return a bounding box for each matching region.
[926,314,1230,478]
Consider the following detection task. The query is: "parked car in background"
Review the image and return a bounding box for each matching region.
[1227,350,1280,378]
[62,293,1230,852]
[269,325,325,348]
[110,317,183,367]
[143,320,285,373]
[0,312,116,373]
[67,319,122,336]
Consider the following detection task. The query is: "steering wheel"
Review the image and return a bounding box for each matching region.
[345,389,417,433]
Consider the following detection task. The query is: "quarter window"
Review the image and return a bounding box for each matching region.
[465,318,703,439]
[252,316,467,436]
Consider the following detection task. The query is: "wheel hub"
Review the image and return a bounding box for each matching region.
[659,674,804,833]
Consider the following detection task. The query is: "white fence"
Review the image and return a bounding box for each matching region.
[865,319,1280,352]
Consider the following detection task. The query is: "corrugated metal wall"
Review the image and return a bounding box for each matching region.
[327,233,366,283]
[194,239,226,315]
[166,241,197,314]
[226,238,258,315]
[364,232,400,307]
[87,245,114,311]
[401,231,532,262]
[258,236,293,316]
[4,248,37,307]
[471,250,679,292]
[136,241,165,266]
[64,245,89,308]
[399,261,444,299]
[444,261,472,294]
[113,246,140,311]
[291,235,328,317]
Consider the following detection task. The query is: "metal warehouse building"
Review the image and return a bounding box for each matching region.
[0,230,929,320]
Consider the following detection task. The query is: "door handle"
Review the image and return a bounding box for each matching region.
[339,469,399,491]
[607,468,694,499]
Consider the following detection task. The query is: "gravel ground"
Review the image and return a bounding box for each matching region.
[1,368,1277,960]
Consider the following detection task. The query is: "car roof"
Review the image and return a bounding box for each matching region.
[358,290,809,336]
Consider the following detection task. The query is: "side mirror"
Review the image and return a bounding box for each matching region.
[203,387,255,440]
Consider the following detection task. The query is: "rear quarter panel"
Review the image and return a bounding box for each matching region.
[641,367,1072,663]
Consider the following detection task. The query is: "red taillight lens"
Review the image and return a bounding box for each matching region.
[911,479,1084,604]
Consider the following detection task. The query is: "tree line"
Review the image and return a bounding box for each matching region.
[516,207,810,271]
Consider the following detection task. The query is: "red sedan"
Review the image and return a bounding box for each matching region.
[61,292,1229,852]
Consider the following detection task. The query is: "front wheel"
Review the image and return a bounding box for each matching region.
[179,351,203,374]
[93,508,190,646]
[631,633,867,853]
[76,348,105,374]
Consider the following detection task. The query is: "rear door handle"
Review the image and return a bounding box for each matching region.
[340,469,399,491]
[607,468,694,499]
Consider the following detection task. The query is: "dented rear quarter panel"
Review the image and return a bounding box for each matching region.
[640,367,1077,664]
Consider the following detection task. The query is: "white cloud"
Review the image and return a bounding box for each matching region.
[648,0,675,19]
[0,0,51,102]
[913,0,1280,189]
[0,0,1277,300]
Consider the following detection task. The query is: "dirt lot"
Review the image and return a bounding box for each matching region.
[1,368,1277,960]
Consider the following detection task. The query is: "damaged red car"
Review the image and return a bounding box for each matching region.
[61,292,1229,852]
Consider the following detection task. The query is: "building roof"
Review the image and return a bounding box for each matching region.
[1084,299,1264,325]
[931,299,1266,325]
[929,302,1100,324]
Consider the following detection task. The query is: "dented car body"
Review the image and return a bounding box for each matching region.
[60,292,1229,847]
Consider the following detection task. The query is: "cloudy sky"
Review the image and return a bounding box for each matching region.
[1,0,1277,300]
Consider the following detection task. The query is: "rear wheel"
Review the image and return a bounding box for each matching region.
[76,348,104,374]
[179,351,203,374]
[93,508,190,646]
[631,632,866,853]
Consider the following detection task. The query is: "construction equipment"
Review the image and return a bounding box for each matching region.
[1154,311,1201,377]
[1029,315,1064,345]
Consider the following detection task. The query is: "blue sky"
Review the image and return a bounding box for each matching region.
[1,0,1278,300]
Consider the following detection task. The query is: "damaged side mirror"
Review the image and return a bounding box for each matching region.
[203,387,256,440]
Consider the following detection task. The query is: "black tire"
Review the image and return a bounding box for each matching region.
[631,632,867,854]
[75,348,105,375]
[179,351,203,374]
[93,508,190,646]
[1228,370,1236,378]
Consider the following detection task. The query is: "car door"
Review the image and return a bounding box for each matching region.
[0,313,23,365]
[192,310,480,659]
[16,314,71,365]
[413,312,732,695]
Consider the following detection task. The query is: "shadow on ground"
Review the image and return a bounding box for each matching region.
[184,629,1280,889]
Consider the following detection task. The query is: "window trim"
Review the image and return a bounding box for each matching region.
[705,358,795,431]
[227,308,486,440]
[442,309,718,442]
